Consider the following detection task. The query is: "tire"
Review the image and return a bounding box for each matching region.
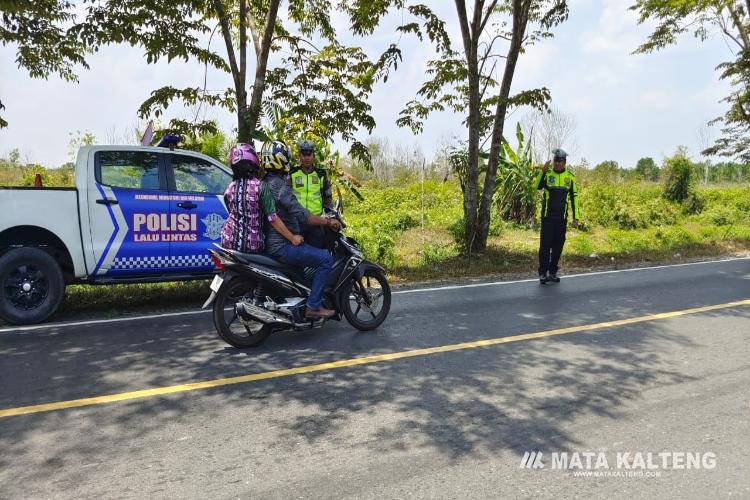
[212,277,271,348]
[0,247,65,325]
[342,268,391,331]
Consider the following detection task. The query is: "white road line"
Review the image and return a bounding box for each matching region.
[1,256,747,333]
[0,310,211,333]
[394,256,750,294]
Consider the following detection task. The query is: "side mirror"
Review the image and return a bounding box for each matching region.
[334,197,343,214]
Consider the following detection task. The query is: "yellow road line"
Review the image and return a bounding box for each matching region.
[2,299,748,419]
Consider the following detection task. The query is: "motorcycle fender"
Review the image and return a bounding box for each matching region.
[354,261,385,280]
[201,271,238,309]
[333,260,384,311]
[201,292,217,310]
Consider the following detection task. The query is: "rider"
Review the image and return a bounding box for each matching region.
[261,140,342,319]
[290,139,333,248]
[221,143,302,253]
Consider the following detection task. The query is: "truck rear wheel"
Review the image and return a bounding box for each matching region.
[0,247,65,325]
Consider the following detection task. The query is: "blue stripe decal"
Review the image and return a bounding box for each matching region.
[92,182,120,275]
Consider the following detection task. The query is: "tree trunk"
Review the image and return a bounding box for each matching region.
[455,0,483,254]
[244,0,282,142]
[474,0,529,251]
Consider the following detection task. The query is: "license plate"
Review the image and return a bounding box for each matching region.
[210,275,224,292]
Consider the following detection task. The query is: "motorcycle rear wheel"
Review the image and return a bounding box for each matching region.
[213,278,272,348]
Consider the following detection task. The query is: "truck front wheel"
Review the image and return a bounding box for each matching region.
[0,247,65,325]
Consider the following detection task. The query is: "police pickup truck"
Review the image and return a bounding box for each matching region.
[0,145,233,324]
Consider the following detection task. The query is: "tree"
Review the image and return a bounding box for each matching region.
[593,160,621,182]
[7,148,21,164]
[81,0,401,161]
[521,105,578,162]
[634,156,660,181]
[67,130,96,160]
[632,0,750,161]
[398,0,568,252]
[0,0,91,128]
[696,122,714,184]
[662,148,696,203]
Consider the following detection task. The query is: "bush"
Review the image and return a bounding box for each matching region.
[682,192,705,215]
[584,183,676,229]
[662,151,695,203]
[419,243,459,266]
[699,206,738,226]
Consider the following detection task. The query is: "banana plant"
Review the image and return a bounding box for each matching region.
[493,123,537,224]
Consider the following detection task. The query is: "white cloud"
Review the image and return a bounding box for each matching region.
[639,89,674,108]
[580,0,644,55]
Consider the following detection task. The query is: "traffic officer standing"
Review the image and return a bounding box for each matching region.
[290,140,333,248]
[534,148,580,284]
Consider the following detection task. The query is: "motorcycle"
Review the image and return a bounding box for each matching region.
[202,200,391,348]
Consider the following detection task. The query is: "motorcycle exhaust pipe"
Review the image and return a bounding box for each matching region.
[237,301,293,326]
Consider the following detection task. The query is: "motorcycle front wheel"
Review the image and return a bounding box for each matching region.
[341,269,391,331]
[213,277,271,348]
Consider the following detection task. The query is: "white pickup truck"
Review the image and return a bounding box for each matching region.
[0,145,234,324]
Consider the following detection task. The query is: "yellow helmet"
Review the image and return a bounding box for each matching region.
[261,140,292,173]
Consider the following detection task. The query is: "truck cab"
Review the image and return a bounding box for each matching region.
[0,145,233,324]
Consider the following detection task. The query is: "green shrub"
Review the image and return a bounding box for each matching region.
[699,206,739,226]
[682,192,705,214]
[584,183,677,229]
[419,243,459,266]
[662,152,695,203]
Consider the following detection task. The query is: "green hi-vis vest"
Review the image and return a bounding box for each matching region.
[290,168,325,215]
[533,168,580,220]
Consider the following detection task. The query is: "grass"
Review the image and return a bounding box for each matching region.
[4,177,750,323]
[386,224,750,283]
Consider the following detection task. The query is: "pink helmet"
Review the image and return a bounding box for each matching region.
[228,143,259,167]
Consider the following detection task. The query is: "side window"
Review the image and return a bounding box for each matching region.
[98,151,161,190]
[171,155,231,194]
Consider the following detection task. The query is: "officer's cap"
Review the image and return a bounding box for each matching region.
[297,139,315,153]
[552,148,568,161]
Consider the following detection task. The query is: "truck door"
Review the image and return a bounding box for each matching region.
[165,153,231,274]
[88,150,171,277]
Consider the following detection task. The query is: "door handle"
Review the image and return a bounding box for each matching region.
[96,198,119,205]
[177,202,198,209]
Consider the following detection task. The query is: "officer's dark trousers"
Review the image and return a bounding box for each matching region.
[538,217,567,276]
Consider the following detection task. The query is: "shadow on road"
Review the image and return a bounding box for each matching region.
[0,262,748,493]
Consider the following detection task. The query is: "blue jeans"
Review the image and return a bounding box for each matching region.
[274,243,333,309]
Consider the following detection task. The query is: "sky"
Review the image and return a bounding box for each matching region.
[0,0,737,169]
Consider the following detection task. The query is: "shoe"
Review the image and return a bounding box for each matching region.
[539,274,549,284]
[305,306,336,318]
[549,274,560,283]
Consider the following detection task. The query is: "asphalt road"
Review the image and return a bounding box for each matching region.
[0,258,749,499]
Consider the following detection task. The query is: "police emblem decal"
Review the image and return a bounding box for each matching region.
[202,213,226,240]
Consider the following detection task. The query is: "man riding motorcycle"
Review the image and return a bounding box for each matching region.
[260,140,342,319]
